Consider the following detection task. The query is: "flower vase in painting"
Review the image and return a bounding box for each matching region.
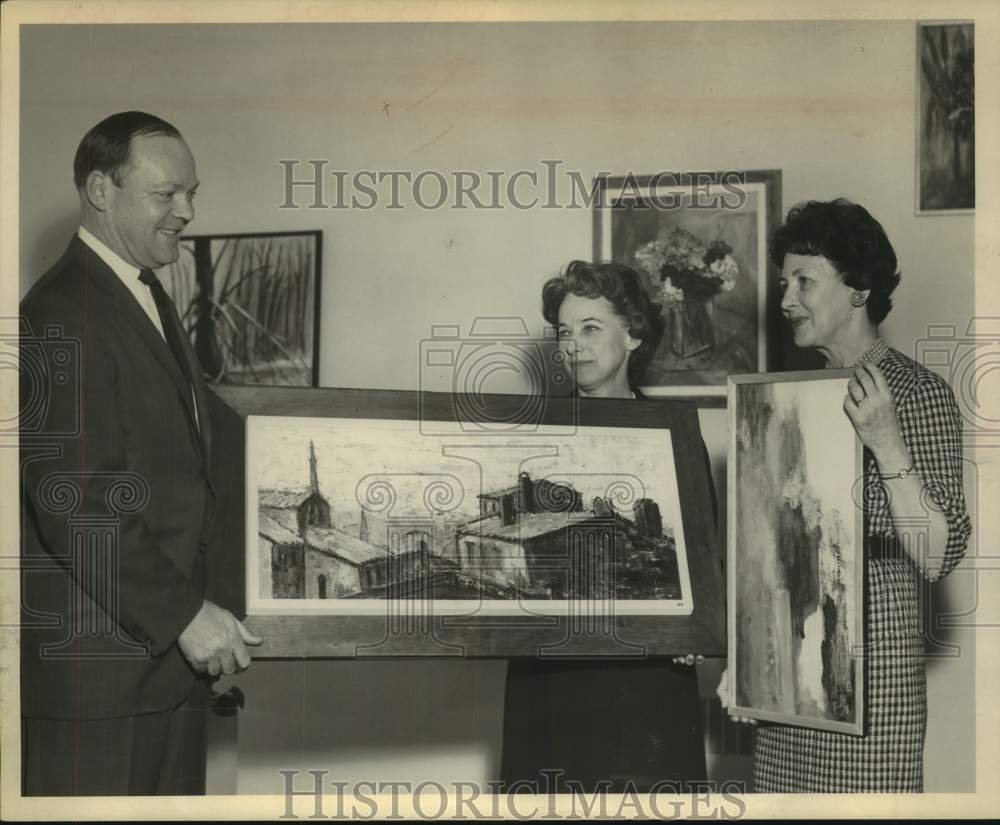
[670,296,717,359]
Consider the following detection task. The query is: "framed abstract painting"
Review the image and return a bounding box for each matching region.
[159,230,322,386]
[727,370,865,735]
[917,21,975,214]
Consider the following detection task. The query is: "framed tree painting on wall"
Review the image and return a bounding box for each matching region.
[917,21,974,214]
[593,171,781,399]
[727,370,865,734]
[159,230,322,386]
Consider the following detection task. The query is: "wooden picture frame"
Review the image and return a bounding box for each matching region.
[916,21,975,215]
[205,385,725,658]
[159,230,322,386]
[593,171,782,402]
[727,370,865,735]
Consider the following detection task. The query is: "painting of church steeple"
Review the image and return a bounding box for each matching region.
[257,441,333,538]
[309,440,320,492]
[300,440,332,532]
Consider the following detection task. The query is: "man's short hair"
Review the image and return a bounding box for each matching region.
[73,111,183,190]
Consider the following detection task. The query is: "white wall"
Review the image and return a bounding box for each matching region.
[20,19,977,792]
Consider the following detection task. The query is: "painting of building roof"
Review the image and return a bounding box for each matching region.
[246,415,693,615]
[259,489,314,510]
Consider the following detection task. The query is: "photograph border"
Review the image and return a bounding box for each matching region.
[3,2,996,819]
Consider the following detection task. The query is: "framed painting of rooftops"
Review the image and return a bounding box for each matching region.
[204,385,724,658]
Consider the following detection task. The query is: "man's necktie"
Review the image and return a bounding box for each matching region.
[138,267,195,387]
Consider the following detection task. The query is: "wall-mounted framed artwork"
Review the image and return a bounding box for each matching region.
[727,370,865,735]
[159,230,322,386]
[593,171,781,400]
[916,21,974,215]
[204,386,725,658]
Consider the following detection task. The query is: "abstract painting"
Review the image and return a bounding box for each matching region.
[159,230,321,385]
[727,371,864,734]
[594,171,780,397]
[917,22,975,214]
[245,414,693,617]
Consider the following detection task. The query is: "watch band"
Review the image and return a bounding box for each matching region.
[879,465,914,480]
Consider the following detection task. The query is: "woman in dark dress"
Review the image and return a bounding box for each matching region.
[501,260,716,793]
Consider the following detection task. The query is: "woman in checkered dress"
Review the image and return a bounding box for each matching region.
[722,199,971,792]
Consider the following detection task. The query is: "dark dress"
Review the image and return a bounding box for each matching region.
[501,389,716,793]
[502,658,706,792]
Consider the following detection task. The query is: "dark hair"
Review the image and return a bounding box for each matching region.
[73,111,183,190]
[769,198,901,325]
[542,260,665,385]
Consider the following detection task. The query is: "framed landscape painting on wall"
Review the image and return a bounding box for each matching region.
[727,370,865,734]
[159,230,322,386]
[593,170,781,398]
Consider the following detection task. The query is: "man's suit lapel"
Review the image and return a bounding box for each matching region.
[72,238,204,453]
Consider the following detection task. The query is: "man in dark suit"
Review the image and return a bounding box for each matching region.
[20,111,261,795]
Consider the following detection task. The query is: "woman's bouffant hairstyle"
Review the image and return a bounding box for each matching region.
[769,198,901,325]
[541,260,665,385]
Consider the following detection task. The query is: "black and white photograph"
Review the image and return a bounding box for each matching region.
[3,0,994,819]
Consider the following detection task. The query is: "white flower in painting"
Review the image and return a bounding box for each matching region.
[709,255,739,292]
[658,277,685,308]
[633,239,669,279]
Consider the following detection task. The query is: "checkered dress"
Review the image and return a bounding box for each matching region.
[753,339,971,792]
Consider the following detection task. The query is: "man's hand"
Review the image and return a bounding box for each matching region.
[177,600,262,676]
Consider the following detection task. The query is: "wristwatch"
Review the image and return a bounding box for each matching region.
[879,465,914,480]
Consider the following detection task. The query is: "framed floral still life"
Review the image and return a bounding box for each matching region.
[593,171,781,398]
